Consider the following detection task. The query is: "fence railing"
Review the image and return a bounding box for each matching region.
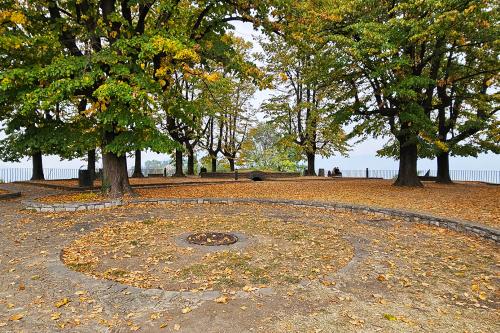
[0,168,79,183]
[1,167,498,184]
[340,169,500,184]
[127,168,174,177]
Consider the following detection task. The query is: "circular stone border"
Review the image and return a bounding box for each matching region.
[23,197,500,243]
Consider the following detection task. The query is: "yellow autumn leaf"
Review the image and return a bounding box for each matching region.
[181,307,192,314]
[214,295,229,304]
[51,312,61,320]
[383,313,397,321]
[9,313,24,321]
[204,72,221,83]
[242,285,258,292]
[54,298,70,308]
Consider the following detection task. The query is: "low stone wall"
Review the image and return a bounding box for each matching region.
[15,180,94,191]
[419,176,438,181]
[23,197,499,243]
[0,191,21,200]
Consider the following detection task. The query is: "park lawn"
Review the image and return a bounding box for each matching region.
[135,179,500,228]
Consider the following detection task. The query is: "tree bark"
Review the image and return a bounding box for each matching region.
[173,148,185,177]
[394,136,423,187]
[211,156,217,172]
[436,151,453,184]
[305,152,316,176]
[187,146,195,176]
[102,131,132,197]
[30,151,45,180]
[132,149,144,178]
[228,157,235,172]
[102,151,132,197]
[87,149,96,180]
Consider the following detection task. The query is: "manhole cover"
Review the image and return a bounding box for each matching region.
[186,232,238,246]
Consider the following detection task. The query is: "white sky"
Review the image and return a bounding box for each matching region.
[0,21,498,172]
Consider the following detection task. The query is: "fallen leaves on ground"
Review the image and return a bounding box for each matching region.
[36,179,499,227]
[61,204,354,291]
[135,179,499,227]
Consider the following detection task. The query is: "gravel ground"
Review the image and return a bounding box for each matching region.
[0,183,498,333]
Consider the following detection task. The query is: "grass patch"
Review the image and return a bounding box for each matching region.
[66,262,94,272]
[104,268,129,278]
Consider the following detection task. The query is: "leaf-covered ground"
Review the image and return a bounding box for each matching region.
[62,205,353,291]
[0,183,498,333]
[31,176,247,189]
[134,179,500,227]
[38,178,499,227]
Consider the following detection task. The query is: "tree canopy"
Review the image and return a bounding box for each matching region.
[0,0,497,193]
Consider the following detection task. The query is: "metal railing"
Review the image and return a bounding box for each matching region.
[339,169,500,184]
[0,168,79,183]
[127,167,175,177]
[1,167,498,184]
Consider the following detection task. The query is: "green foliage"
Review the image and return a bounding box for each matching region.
[292,0,498,161]
[144,160,170,170]
[260,34,349,162]
[238,122,304,172]
[0,1,276,168]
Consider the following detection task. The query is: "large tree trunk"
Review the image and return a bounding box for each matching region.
[30,151,45,180]
[102,131,132,197]
[436,150,452,184]
[305,151,316,176]
[228,157,235,172]
[102,152,132,197]
[173,148,185,177]
[211,156,217,172]
[87,149,96,181]
[187,146,195,176]
[394,135,422,187]
[132,149,144,178]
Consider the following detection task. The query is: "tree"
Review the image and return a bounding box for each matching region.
[220,79,254,171]
[239,122,303,172]
[261,35,348,176]
[424,2,499,183]
[202,114,223,172]
[1,1,277,196]
[202,70,256,172]
[132,150,144,178]
[0,2,64,180]
[293,0,499,186]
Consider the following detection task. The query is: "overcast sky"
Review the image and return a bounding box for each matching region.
[0,22,498,172]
